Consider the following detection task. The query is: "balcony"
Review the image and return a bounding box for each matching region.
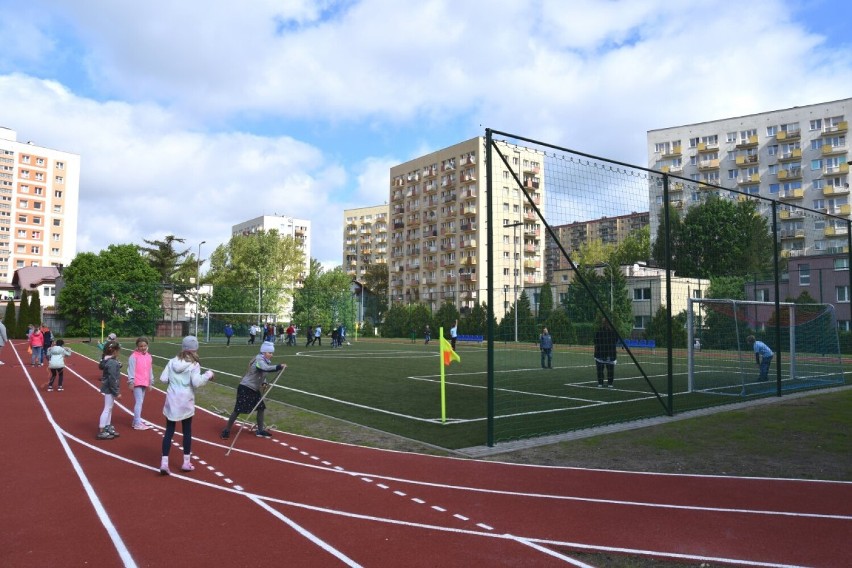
[737,174,760,185]
[823,185,850,196]
[697,142,719,153]
[461,205,477,216]
[669,182,684,193]
[776,130,800,141]
[778,168,802,180]
[778,189,804,201]
[460,188,477,200]
[779,229,805,240]
[780,249,804,258]
[460,239,477,249]
[824,225,849,236]
[671,200,684,209]
[821,145,847,157]
[777,149,801,162]
[823,163,850,176]
[736,154,760,165]
[460,273,477,282]
[660,146,682,158]
[779,209,804,220]
[821,121,848,135]
[461,257,477,266]
[698,158,720,171]
[828,204,851,216]
[735,135,759,149]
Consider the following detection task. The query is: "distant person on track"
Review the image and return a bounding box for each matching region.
[248,324,258,345]
[127,337,155,430]
[28,324,44,367]
[97,341,122,440]
[593,319,618,388]
[40,324,52,366]
[313,325,322,347]
[286,323,296,346]
[0,320,6,366]
[220,341,284,440]
[424,325,431,344]
[305,326,314,346]
[46,339,72,392]
[747,335,773,382]
[158,336,214,475]
[539,327,553,369]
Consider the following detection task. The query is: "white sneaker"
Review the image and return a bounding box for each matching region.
[133,423,152,430]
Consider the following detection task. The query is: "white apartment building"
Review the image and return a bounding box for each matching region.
[389,136,544,319]
[343,204,389,281]
[0,127,80,285]
[648,98,851,259]
[232,215,311,283]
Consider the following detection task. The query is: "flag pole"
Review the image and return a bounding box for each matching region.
[439,327,446,424]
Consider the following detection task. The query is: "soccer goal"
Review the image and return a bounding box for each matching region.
[687,299,844,396]
[203,312,278,343]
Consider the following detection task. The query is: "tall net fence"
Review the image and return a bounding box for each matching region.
[484,129,850,445]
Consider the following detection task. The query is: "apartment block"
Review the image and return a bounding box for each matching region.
[647,98,851,258]
[389,136,544,318]
[232,214,311,284]
[344,204,389,281]
[0,127,80,285]
[548,211,649,277]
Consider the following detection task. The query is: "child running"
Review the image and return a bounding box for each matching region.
[220,341,285,440]
[158,336,214,475]
[97,341,122,440]
[46,339,72,391]
[127,336,155,430]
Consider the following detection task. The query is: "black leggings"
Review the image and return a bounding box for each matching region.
[49,368,65,387]
[162,417,193,456]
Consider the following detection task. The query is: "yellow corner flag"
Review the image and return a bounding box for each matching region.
[439,327,460,424]
[440,335,460,367]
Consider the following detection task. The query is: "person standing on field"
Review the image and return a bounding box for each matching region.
[539,327,553,369]
[46,339,72,391]
[747,335,773,382]
[127,337,155,430]
[220,342,284,440]
[224,323,234,347]
[593,319,618,387]
[450,319,458,351]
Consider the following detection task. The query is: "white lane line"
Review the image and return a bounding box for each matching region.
[15,349,139,568]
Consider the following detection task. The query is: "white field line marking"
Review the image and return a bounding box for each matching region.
[14,348,139,568]
[248,495,363,568]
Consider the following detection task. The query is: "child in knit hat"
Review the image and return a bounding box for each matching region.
[220,341,285,440]
[158,336,214,475]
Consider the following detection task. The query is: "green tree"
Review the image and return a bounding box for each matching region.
[645,306,687,348]
[544,309,575,345]
[611,226,651,267]
[29,290,42,327]
[433,302,460,338]
[3,298,17,340]
[56,245,161,337]
[537,283,554,324]
[206,230,305,316]
[380,303,409,338]
[138,235,190,285]
[361,263,389,325]
[17,290,30,338]
[462,302,490,336]
[653,197,773,279]
[292,262,356,332]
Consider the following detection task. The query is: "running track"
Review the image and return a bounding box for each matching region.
[1,342,850,567]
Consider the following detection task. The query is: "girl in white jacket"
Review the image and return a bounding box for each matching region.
[158,336,214,475]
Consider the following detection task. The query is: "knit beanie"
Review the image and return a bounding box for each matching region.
[260,341,275,354]
[182,336,199,351]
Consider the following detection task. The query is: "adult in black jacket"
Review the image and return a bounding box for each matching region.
[593,319,618,387]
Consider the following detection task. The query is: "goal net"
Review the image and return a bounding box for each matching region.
[203,312,279,343]
[687,299,844,396]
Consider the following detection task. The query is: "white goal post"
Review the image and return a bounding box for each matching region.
[203,312,279,343]
[687,298,843,395]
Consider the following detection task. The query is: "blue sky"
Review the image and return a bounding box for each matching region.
[1,0,850,269]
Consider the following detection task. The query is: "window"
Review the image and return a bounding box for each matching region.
[799,264,810,286]
[837,286,850,303]
[42,286,56,297]
[766,125,777,137]
[18,215,27,223]
[56,161,64,170]
[835,258,849,270]
[767,144,778,156]
[53,219,61,227]
[756,289,769,302]
[633,288,651,300]
[726,132,737,143]
[769,183,780,194]
[19,200,28,209]
[810,119,822,131]
[633,315,650,329]
[839,320,851,331]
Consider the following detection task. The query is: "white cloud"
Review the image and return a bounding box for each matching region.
[1,0,851,273]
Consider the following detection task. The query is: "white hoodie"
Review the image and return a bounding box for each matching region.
[159,357,213,421]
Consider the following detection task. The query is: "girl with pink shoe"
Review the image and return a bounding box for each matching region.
[127,337,155,430]
[158,336,214,475]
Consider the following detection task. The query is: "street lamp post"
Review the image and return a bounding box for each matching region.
[194,241,206,337]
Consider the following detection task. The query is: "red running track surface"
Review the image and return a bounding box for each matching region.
[1,341,850,567]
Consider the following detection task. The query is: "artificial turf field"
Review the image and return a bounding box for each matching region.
[130,336,846,449]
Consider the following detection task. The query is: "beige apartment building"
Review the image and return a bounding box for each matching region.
[0,127,79,287]
[344,204,389,281]
[648,98,851,258]
[389,136,544,318]
[548,211,649,277]
[232,214,311,282]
